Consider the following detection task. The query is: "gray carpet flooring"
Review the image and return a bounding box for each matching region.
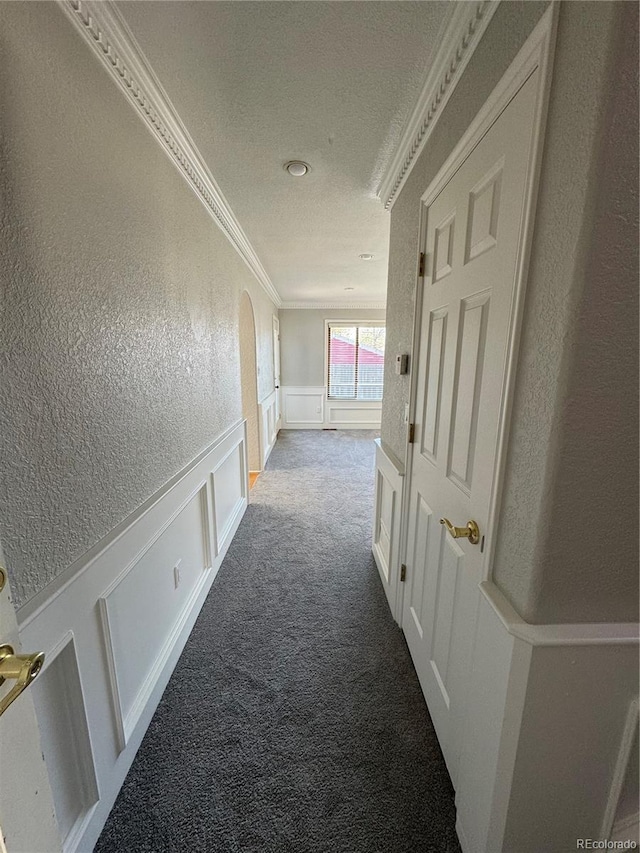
[95,430,460,853]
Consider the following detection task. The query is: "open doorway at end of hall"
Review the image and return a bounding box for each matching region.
[239,291,261,488]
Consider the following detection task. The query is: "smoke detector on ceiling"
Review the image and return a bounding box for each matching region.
[359,253,374,260]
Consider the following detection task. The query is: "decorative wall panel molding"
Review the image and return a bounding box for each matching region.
[281,387,325,428]
[372,439,405,621]
[454,589,639,853]
[377,0,500,210]
[57,0,281,307]
[259,389,279,468]
[19,420,247,852]
[211,443,246,555]
[326,402,382,429]
[281,387,382,430]
[31,633,99,853]
[98,484,212,751]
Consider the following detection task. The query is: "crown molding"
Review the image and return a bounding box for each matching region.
[280,302,386,311]
[57,0,282,308]
[377,0,500,210]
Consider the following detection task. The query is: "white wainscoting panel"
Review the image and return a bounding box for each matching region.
[31,634,99,853]
[17,420,248,853]
[281,386,324,428]
[372,439,404,622]
[99,485,211,750]
[212,443,246,555]
[327,401,382,429]
[453,582,640,853]
[259,388,279,466]
[281,386,382,430]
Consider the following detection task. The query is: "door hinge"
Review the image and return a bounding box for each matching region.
[418,252,426,277]
[400,564,407,582]
[408,423,415,444]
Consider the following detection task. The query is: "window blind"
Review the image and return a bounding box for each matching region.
[327,324,385,400]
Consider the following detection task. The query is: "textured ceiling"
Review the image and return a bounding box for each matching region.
[116,1,452,306]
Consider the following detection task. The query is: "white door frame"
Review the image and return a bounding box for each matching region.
[396,5,559,621]
[272,315,281,431]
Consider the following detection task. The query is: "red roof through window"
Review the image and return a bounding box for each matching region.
[329,337,384,365]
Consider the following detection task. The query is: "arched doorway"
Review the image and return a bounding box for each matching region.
[239,291,261,476]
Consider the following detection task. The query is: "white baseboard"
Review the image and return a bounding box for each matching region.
[18,420,248,853]
[371,439,404,622]
[280,385,381,430]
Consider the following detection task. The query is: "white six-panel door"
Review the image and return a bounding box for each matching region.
[402,70,539,787]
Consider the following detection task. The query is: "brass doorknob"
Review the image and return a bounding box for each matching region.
[0,644,45,717]
[440,517,480,545]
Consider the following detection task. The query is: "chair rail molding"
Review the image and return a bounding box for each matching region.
[57,0,281,308]
[377,0,500,210]
[18,420,248,852]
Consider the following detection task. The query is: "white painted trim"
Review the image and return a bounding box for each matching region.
[101,566,211,751]
[97,481,210,750]
[323,319,385,413]
[280,386,382,430]
[372,439,405,622]
[454,591,639,853]
[17,418,244,625]
[378,0,500,209]
[272,315,282,434]
[325,403,382,430]
[481,582,640,647]
[258,388,279,467]
[18,421,248,852]
[56,0,281,307]
[281,386,325,428]
[602,698,640,840]
[33,631,99,853]
[280,302,387,310]
[211,443,247,551]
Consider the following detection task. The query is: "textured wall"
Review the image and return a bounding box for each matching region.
[0,3,277,606]
[280,308,385,387]
[507,2,638,623]
[381,2,638,623]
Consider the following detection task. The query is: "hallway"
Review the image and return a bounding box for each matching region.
[95,431,460,852]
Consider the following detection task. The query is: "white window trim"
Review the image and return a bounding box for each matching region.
[324,319,386,403]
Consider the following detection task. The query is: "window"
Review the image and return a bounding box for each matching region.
[327,323,386,401]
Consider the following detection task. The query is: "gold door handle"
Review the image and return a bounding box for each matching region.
[0,644,45,717]
[440,517,480,545]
